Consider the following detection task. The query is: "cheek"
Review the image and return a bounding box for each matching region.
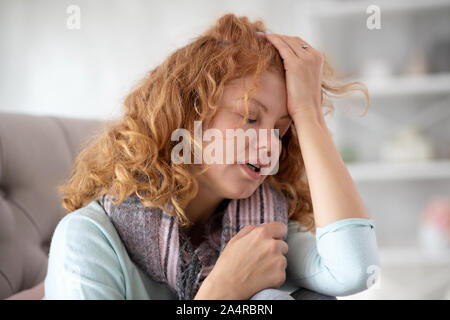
[202,164,241,190]
[204,161,234,174]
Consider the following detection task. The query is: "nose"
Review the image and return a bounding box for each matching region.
[257,128,281,166]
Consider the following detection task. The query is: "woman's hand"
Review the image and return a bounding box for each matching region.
[263,32,324,122]
[194,221,288,300]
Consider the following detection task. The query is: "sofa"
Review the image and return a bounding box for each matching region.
[0,111,336,300]
[0,111,102,299]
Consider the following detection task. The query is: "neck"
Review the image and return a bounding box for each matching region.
[184,175,224,228]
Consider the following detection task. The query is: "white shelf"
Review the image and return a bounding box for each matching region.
[309,0,450,18]
[340,73,450,100]
[379,246,450,266]
[346,159,450,182]
[360,73,450,99]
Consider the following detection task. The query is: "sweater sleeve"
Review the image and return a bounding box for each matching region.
[285,217,380,297]
[43,213,126,300]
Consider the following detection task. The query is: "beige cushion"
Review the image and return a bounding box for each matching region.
[0,112,103,299]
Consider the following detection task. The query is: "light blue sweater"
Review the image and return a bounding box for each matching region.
[43,198,380,299]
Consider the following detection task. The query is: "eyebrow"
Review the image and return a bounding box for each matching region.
[249,98,291,120]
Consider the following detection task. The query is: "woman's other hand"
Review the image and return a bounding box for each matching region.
[194,221,288,300]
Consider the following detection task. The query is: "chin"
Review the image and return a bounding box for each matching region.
[222,165,265,199]
[225,186,256,199]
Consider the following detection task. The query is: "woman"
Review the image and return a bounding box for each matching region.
[43,14,379,300]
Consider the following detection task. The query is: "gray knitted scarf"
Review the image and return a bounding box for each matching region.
[99,179,288,300]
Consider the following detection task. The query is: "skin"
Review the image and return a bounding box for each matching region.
[187,69,292,299]
[192,32,371,299]
[183,70,292,244]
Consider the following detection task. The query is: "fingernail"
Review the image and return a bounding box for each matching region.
[256,31,264,35]
[265,30,272,34]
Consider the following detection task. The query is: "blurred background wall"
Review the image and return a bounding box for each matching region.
[1,0,449,299]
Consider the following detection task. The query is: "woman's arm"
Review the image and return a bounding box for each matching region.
[285,218,380,297]
[263,32,371,227]
[263,33,379,296]
[43,213,126,299]
[293,112,371,227]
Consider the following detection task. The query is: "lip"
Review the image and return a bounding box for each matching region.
[240,163,262,180]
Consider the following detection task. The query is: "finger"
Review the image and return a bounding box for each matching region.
[276,239,289,255]
[273,34,300,58]
[294,35,312,48]
[278,34,313,57]
[293,36,323,60]
[263,221,288,240]
[264,33,297,61]
[233,224,258,241]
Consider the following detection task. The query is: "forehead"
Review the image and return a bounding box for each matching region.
[223,70,286,111]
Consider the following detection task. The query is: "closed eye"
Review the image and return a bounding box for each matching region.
[239,111,258,124]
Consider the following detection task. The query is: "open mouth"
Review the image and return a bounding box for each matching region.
[246,163,261,173]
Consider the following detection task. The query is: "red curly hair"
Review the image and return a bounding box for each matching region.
[57,13,369,233]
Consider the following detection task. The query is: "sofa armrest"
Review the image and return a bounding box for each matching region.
[5,281,44,300]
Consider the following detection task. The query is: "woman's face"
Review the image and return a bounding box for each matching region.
[196,70,292,199]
